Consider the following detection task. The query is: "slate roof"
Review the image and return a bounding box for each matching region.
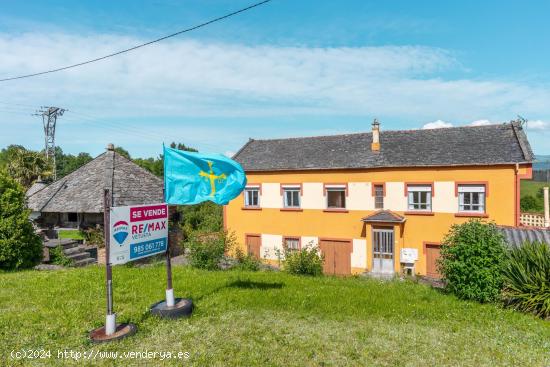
[26,150,163,213]
[498,226,550,247]
[361,210,406,223]
[233,121,534,171]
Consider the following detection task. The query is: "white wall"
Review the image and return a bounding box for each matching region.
[253,180,464,214]
[347,182,374,210]
[261,233,283,259]
[433,181,457,213]
[301,183,324,209]
[260,183,281,209]
[351,239,367,269]
[384,182,407,211]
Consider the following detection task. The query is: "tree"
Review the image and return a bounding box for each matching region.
[0,170,43,270]
[1,146,51,188]
[114,147,131,160]
[438,220,507,303]
[55,147,93,179]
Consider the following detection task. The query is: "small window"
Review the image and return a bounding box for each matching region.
[284,237,300,251]
[374,184,384,209]
[244,187,260,207]
[327,188,346,209]
[67,212,78,222]
[283,187,301,208]
[407,185,432,211]
[458,185,485,212]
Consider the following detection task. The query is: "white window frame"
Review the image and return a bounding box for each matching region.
[458,185,485,213]
[282,186,301,208]
[374,184,384,209]
[326,186,346,209]
[407,185,432,211]
[244,187,260,207]
[284,237,300,251]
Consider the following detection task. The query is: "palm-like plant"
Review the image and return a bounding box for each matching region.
[502,242,550,319]
[4,147,52,188]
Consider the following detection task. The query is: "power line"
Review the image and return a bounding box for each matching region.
[0,0,272,82]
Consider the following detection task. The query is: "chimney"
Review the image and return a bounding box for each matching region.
[106,143,114,151]
[544,187,549,228]
[371,119,380,151]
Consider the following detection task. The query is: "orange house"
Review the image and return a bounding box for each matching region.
[224,121,533,277]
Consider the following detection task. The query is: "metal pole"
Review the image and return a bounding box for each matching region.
[103,188,116,334]
[164,200,176,307]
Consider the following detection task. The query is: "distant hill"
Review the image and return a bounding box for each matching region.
[534,155,550,170]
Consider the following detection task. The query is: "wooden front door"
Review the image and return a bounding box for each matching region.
[245,235,261,259]
[319,239,352,275]
[425,244,442,278]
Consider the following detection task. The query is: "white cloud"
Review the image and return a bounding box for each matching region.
[224,151,236,158]
[469,119,492,126]
[1,32,550,154]
[526,120,550,130]
[422,120,453,129]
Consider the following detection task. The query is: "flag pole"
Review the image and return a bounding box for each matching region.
[149,174,193,318]
[165,205,175,307]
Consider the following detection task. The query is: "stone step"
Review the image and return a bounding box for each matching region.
[63,246,86,256]
[72,258,97,267]
[66,252,90,262]
[44,239,80,249]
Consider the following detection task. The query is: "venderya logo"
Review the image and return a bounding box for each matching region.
[112,221,129,245]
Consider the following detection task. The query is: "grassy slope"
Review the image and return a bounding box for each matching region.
[521,180,547,198]
[0,266,549,366]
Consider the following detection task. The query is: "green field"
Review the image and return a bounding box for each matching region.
[521,180,548,198]
[1,266,549,366]
[57,230,85,240]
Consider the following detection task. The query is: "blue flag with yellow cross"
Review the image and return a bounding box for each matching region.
[163,146,247,205]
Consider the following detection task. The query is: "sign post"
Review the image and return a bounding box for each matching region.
[89,189,137,343]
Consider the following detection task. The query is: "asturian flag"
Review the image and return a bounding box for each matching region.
[163,146,247,205]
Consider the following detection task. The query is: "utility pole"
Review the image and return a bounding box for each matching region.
[34,106,65,180]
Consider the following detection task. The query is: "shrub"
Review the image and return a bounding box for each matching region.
[0,171,43,270]
[438,220,506,303]
[281,242,324,276]
[187,230,235,270]
[83,227,104,247]
[233,247,261,271]
[49,245,72,267]
[520,195,542,212]
[502,242,550,319]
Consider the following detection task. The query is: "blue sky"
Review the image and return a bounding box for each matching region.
[1,0,549,157]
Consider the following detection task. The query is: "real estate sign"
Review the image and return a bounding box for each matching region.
[109,203,168,265]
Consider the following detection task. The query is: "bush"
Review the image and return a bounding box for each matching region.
[281,242,324,276]
[502,242,550,319]
[0,171,43,270]
[83,227,104,247]
[187,231,235,270]
[520,195,542,212]
[438,220,506,303]
[233,247,261,271]
[49,245,72,267]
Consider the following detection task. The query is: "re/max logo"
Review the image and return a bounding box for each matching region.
[131,221,166,234]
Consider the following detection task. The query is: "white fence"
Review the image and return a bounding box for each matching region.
[520,213,546,227]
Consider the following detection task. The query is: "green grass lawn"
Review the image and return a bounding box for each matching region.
[57,230,85,240]
[0,266,549,366]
